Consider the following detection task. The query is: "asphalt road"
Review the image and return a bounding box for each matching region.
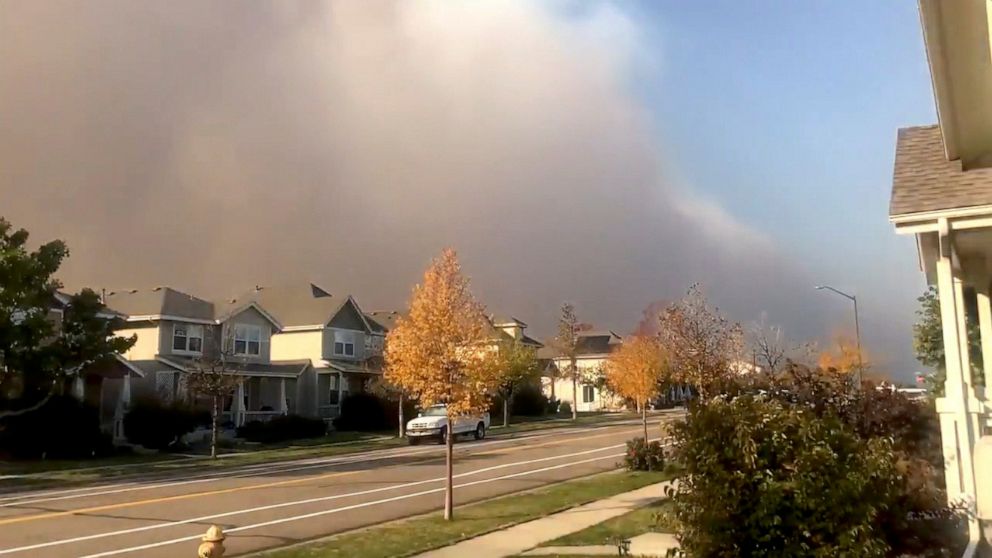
[0,416,675,557]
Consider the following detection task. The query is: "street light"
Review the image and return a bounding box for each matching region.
[815,285,863,385]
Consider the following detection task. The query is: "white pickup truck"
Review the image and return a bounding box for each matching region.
[405,404,490,445]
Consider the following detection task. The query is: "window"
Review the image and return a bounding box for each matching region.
[582,385,595,403]
[233,324,262,356]
[333,340,355,356]
[172,323,203,353]
[156,371,177,402]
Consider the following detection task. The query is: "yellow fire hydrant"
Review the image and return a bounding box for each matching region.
[198,525,226,558]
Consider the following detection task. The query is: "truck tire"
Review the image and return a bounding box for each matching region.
[474,422,486,440]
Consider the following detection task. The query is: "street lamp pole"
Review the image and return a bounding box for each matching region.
[815,285,863,385]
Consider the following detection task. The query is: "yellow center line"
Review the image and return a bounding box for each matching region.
[0,424,643,526]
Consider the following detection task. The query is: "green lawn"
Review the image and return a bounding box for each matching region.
[259,470,673,558]
[541,499,676,547]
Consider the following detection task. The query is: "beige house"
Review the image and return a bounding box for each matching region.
[245,283,386,420]
[107,287,312,426]
[888,1,992,552]
[540,330,623,412]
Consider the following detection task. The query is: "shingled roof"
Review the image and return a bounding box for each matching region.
[890,125,992,217]
[104,287,214,321]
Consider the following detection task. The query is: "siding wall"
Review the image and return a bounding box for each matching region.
[271,330,324,363]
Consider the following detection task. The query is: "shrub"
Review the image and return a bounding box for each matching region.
[558,400,571,415]
[511,384,548,416]
[545,397,560,415]
[333,392,415,432]
[0,395,112,459]
[237,414,326,443]
[670,395,905,557]
[623,437,664,471]
[123,398,208,450]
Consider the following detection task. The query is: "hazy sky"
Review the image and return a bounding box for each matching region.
[0,1,935,379]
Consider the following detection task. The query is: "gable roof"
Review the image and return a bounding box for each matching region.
[212,296,283,330]
[890,125,992,218]
[105,287,215,323]
[231,284,373,332]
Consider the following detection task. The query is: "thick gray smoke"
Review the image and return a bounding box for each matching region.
[2,1,851,361]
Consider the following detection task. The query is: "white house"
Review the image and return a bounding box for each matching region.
[540,330,624,412]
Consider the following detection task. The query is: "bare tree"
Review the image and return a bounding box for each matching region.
[553,303,591,420]
[184,336,242,459]
[658,284,743,398]
[748,313,815,376]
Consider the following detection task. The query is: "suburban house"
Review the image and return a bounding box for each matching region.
[242,283,386,420]
[540,330,623,412]
[106,287,313,427]
[888,1,992,551]
[50,291,146,440]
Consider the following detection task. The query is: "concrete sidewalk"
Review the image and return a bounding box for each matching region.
[416,479,673,558]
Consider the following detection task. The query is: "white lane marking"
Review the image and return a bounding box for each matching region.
[0,427,596,507]
[0,442,641,555]
[0,418,645,502]
[77,451,629,558]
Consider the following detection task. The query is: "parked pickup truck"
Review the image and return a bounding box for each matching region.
[405,404,490,445]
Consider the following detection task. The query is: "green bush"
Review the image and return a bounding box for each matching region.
[123,398,208,450]
[511,384,548,416]
[558,400,571,415]
[238,414,326,443]
[0,395,112,459]
[623,437,664,471]
[670,395,904,557]
[545,396,560,415]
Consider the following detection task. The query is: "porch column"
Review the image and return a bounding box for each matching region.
[72,374,84,400]
[122,373,132,407]
[279,378,288,415]
[977,279,992,394]
[935,219,980,511]
[337,371,344,411]
[232,380,245,427]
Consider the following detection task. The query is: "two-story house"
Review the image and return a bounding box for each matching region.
[242,283,385,419]
[50,291,146,440]
[106,287,312,426]
[540,330,623,412]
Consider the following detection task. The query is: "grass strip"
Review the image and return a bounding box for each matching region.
[541,499,675,547]
[259,470,672,558]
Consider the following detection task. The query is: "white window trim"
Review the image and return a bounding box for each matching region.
[232,324,263,357]
[172,323,204,355]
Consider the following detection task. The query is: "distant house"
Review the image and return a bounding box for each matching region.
[540,330,623,412]
[106,286,312,426]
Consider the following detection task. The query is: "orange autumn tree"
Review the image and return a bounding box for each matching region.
[606,334,669,441]
[818,331,867,378]
[384,248,501,521]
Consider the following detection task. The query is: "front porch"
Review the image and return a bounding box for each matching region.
[224,374,298,427]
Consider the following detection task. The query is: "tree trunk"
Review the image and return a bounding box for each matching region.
[503,395,510,428]
[211,395,219,459]
[642,401,648,442]
[398,393,405,438]
[571,359,578,420]
[444,420,454,520]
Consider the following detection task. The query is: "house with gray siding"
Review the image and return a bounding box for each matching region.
[106,287,313,426]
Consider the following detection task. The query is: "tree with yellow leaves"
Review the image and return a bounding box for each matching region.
[606,334,669,441]
[818,331,868,378]
[384,248,500,520]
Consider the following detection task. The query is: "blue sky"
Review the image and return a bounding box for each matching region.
[619,1,936,376]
